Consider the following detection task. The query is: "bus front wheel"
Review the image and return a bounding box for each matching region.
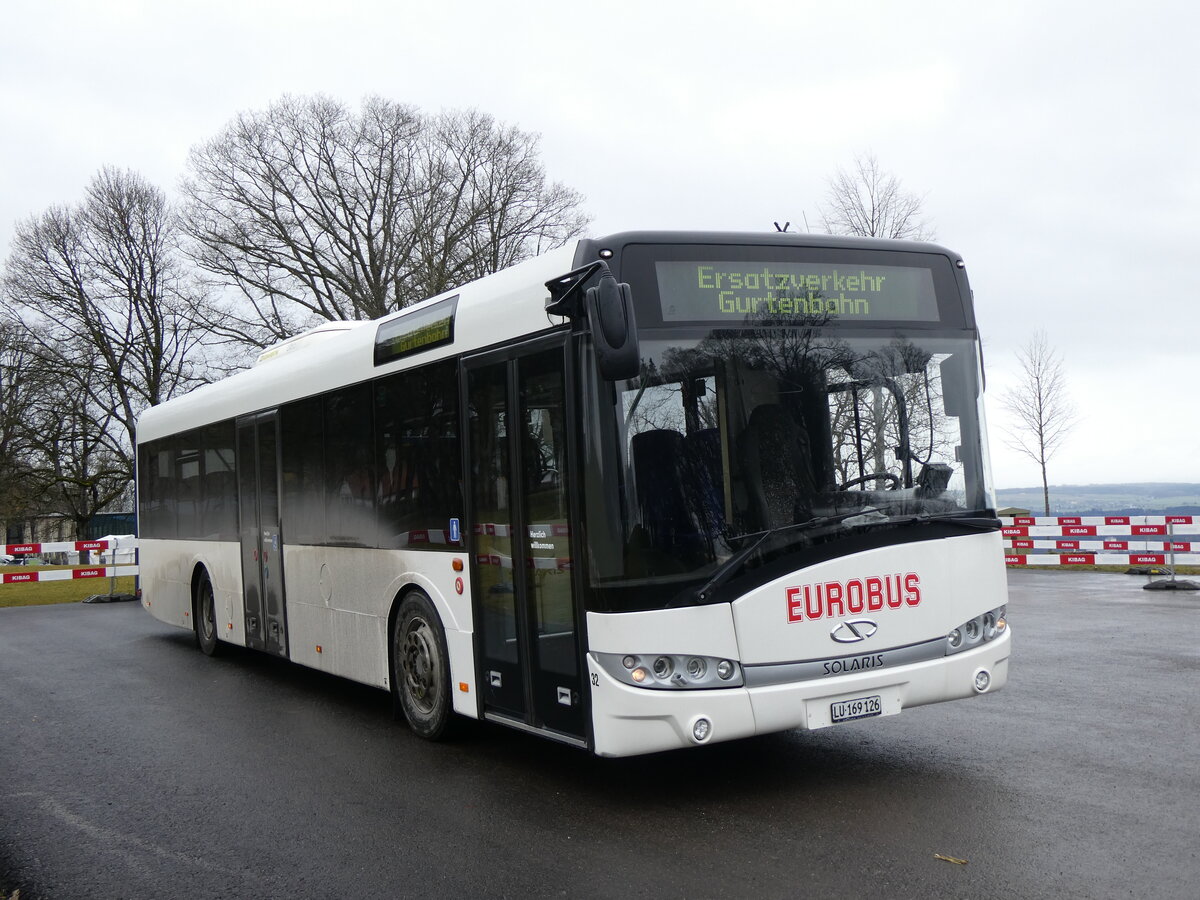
[392,591,453,740]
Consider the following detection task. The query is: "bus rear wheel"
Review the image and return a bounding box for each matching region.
[194,572,223,657]
[393,591,453,740]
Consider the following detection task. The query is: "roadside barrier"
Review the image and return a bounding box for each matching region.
[5,521,1199,586]
[1001,516,1200,567]
[1,538,139,585]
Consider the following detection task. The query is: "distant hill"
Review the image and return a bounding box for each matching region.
[996,483,1200,516]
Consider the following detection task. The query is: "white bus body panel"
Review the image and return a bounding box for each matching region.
[587,602,740,660]
[139,539,245,643]
[731,531,1008,665]
[586,532,1010,757]
[140,540,479,718]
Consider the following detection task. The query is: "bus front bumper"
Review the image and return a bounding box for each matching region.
[586,629,1011,757]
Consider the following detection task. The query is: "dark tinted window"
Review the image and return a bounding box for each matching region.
[176,434,202,539]
[138,440,174,538]
[201,421,238,539]
[375,359,463,549]
[324,385,375,547]
[280,397,326,544]
[140,427,239,541]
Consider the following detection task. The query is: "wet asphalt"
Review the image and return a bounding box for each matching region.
[1,570,1197,899]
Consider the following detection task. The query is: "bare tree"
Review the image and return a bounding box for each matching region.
[19,342,131,538]
[819,152,935,240]
[181,95,590,350]
[1001,331,1078,514]
[0,321,44,533]
[815,153,936,480]
[2,167,208,513]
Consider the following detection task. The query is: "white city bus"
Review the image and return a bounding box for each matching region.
[137,231,1010,757]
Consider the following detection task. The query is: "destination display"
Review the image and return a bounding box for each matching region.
[655,260,939,323]
[374,296,458,365]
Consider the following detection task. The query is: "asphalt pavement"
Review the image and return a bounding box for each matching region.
[1,570,1197,899]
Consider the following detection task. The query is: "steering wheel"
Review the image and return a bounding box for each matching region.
[838,472,901,491]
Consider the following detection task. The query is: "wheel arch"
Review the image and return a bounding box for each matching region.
[385,577,476,721]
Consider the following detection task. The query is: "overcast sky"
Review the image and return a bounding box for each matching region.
[2,0,1196,490]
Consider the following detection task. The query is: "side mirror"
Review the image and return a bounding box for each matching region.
[939,352,976,416]
[586,271,640,381]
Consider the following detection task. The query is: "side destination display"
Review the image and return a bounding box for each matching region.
[374,296,458,365]
[655,260,939,323]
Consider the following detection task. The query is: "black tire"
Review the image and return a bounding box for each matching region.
[194,572,223,657]
[392,590,453,740]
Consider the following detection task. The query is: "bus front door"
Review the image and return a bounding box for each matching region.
[466,340,585,743]
[236,412,288,657]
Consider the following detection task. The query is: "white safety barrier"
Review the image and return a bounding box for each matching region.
[5,520,1197,583]
[1,565,140,584]
[2,537,139,585]
[1002,516,1200,566]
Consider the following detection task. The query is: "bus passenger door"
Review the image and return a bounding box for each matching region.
[465,339,585,742]
[237,412,288,657]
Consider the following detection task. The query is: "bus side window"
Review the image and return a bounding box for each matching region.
[280,396,326,545]
[374,359,463,550]
[324,384,375,548]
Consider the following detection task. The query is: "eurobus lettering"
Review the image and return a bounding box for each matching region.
[786,573,921,623]
[137,231,1011,757]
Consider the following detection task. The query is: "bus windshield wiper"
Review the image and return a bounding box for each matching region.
[695,508,884,602]
[888,511,1002,531]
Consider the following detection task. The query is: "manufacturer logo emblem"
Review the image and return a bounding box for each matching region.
[830,618,879,643]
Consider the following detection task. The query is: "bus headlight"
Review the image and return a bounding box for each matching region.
[946,605,1007,656]
[593,652,744,689]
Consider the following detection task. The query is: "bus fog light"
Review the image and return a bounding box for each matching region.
[692,717,712,743]
[973,669,991,693]
[716,660,735,680]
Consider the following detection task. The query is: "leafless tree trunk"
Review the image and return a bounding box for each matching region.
[2,167,208,524]
[819,152,935,241]
[181,95,590,351]
[1001,331,1077,514]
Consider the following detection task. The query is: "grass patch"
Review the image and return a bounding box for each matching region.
[0,565,137,608]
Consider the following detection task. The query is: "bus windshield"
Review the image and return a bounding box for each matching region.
[580,326,995,611]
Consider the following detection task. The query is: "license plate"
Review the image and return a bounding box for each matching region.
[830,694,882,723]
